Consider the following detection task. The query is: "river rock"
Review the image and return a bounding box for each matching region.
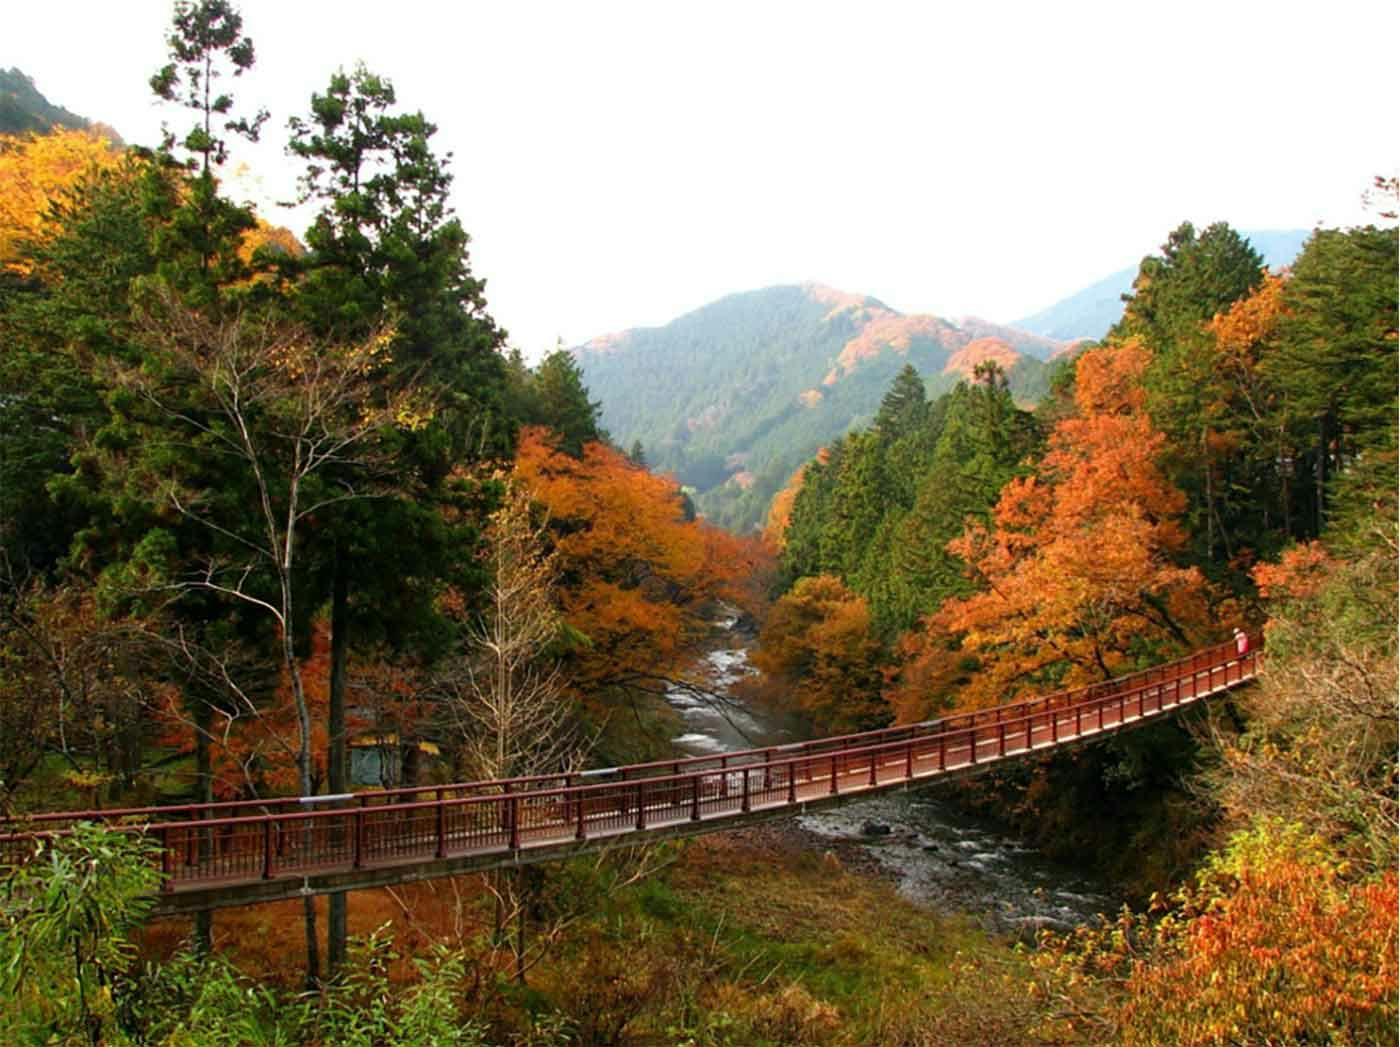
[861,821,893,837]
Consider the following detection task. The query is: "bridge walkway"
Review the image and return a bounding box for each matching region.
[0,639,1259,914]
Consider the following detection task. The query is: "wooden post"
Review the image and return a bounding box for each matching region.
[160,827,173,890]
[905,741,914,779]
[262,819,274,880]
[868,750,878,786]
[435,790,446,859]
[636,783,647,830]
[787,762,798,804]
[830,754,839,795]
[508,796,520,850]
[576,790,587,840]
[741,769,751,813]
[353,807,365,869]
[691,776,701,821]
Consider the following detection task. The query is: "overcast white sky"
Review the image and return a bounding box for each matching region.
[5,1,1396,356]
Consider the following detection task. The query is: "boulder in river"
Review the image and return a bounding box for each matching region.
[861,821,893,837]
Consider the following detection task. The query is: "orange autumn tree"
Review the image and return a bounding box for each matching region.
[154,619,425,798]
[915,340,1212,709]
[1031,821,1398,1046]
[513,427,763,705]
[752,574,887,733]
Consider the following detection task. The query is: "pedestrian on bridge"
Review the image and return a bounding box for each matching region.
[1234,628,1250,656]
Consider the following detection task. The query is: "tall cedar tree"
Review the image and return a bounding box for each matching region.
[287,64,510,971]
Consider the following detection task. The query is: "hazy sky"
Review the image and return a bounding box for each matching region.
[5,1,1396,356]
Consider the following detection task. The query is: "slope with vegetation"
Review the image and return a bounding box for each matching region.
[573,283,1055,531]
[758,208,1397,1042]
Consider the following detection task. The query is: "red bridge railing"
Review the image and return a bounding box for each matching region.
[0,637,1260,896]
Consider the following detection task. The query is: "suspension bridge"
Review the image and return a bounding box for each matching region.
[0,638,1259,915]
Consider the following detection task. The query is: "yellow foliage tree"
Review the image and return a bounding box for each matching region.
[0,128,121,270]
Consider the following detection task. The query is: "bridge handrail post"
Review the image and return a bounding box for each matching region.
[830,754,839,795]
[262,819,274,880]
[905,740,914,779]
[998,721,1006,758]
[788,761,798,803]
[1051,707,1058,744]
[868,748,878,787]
[1075,704,1081,736]
[691,776,702,821]
[159,827,173,890]
[353,806,365,869]
[741,769,751,813]
[435,790,446,860]
[969,726,978,765]
[938,733,946,772]
[637,782,648,829]
[508,796,520,850]
[576,790,587,840]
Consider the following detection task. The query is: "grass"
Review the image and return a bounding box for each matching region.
[138,822,1031,1044]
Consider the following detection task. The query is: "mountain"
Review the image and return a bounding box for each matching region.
[573,283,1060,532]
[1011,228,1311,341]
[0,68,117,140]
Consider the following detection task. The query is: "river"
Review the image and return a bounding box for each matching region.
[665,612,1116,937]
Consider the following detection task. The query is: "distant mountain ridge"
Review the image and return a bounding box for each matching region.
[573,283,1060,532]
[1011,228,1311,340]
[0,68,114,139]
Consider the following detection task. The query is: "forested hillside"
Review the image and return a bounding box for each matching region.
[574,284,1055,531]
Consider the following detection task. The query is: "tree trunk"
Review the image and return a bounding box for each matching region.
[327,549,350,975]
[193,696,213,955]
[303,896,320,990]
[514,868,527,985]
[1315,409,1332,535]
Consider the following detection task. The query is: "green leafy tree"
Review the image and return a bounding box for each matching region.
[872,362,927,442]
[1114,222,1266,566]
[529,347,603,455]
[287,62,512,974]
[1262,226,1398,538]
[147,0,266,301]
[0,823,160,1046]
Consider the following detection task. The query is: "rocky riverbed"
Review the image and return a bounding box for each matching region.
[664,610,1117,937]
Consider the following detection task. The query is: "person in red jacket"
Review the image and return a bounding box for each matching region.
[1234,628,1250,656]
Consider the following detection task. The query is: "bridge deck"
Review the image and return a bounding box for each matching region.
[0,641,1259,914]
